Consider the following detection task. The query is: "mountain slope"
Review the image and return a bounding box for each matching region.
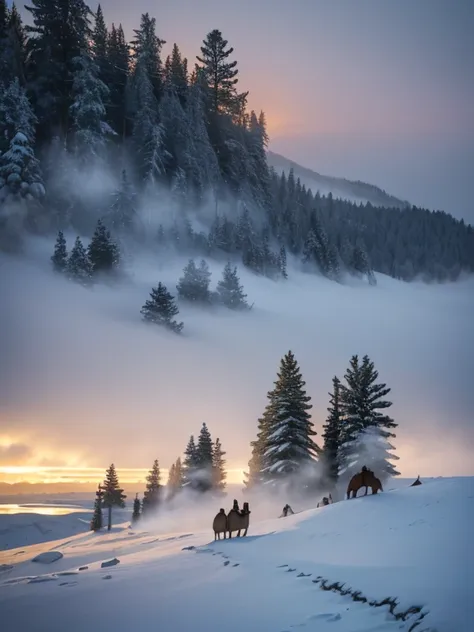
[268,150,410,208]
[0,477,472,631]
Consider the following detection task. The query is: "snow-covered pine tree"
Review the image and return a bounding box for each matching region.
[338,426,400,485]
[107,169,137,234]
[0,131,45,206]
[279,244,288,279]
[184,78,220,199]
[212,438,227,493]
[167,457,184,499]
[140,282,183,333]
[25,0,92,141]
[0,78,36,154]
[183,435,199,490]
[131,13,165,102]
[87,219,120,276]
[142,459,162,515]
[69,51,112,163]
[337,354,399,481]
[66,236,93,286]
[51,230,67,273]
[195,422,214,492]
[90,484,104,531]
[243,407,273,490]
[216,262,248,309]
[262,351,321,489]
[321,376,342,486]
[176,258,211,303]
[130,15,167,186]
[102,464,126,531]
[131,493,141,523]
[350,243,376,285]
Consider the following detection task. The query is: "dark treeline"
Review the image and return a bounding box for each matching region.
[91,423,227,531]
[1,1,473,283]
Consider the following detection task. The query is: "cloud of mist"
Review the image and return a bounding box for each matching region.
[1,235,473,482]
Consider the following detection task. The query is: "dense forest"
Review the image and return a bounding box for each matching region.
[0,1,473,283]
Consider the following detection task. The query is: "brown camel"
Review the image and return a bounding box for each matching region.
[410,475,422,487]
[347,468,383,499]
[227,502,251,538]
[212,508,227,540]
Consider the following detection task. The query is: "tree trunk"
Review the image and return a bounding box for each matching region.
[107,505,112,531]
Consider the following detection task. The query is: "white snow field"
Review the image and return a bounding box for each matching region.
[0,477,472,632]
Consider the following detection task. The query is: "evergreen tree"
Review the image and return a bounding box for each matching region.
[131,53,167,186]
[91,4,109,79]
[131,493,141,523]
[140,282,183,333]
[51,230,67,273]
[131,13,165,101]
[261,351,320,488]
[337,355,399,480]
[107,169,137,233]
[196,29,247,117]
[165,43,188,104]
[278,244,288,279]
[90,483,104,531]
[66,236,92,286]
[0,3,27,85]
[212,437,227,493]
[69,51,112,162]
[107,23,129,138]
[0,131,45,206]
[321,376,342,486]
[25,0,92,143]
[216,262,248,309]
[142,459,162,514]
[102,463,126,531]
[244,407,272,490]
[176,258,211,303]
[87,219,120,276]
[195,422,214,492]
[183,435,199,489]
[338,426,399,485]
[167,457,184,499]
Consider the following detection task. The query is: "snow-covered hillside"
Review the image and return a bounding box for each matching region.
[0,478,472,632]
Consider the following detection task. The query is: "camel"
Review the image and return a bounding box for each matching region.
[317,493,333,508]
[212,508,227,540]
[227,501,251,538]
[347,467,383,499]
[411,475,422,487]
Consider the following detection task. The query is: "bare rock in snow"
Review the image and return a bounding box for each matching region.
[32,551,63,564]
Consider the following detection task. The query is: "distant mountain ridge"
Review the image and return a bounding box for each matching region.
[268,150,410,209]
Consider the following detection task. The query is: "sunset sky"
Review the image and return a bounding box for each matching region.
[2,2,473,494]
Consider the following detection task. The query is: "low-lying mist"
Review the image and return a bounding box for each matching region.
[1,234,473,481]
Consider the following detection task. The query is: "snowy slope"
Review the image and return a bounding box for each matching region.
[0,477,471,632]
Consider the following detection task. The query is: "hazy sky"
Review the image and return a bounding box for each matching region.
[1,237,473,488]
[77,0,474,222]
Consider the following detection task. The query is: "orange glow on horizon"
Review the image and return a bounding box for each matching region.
[0,465,247,487]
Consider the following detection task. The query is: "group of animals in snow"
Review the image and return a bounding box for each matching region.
[211,467,423,540]
[212,500,251,540]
